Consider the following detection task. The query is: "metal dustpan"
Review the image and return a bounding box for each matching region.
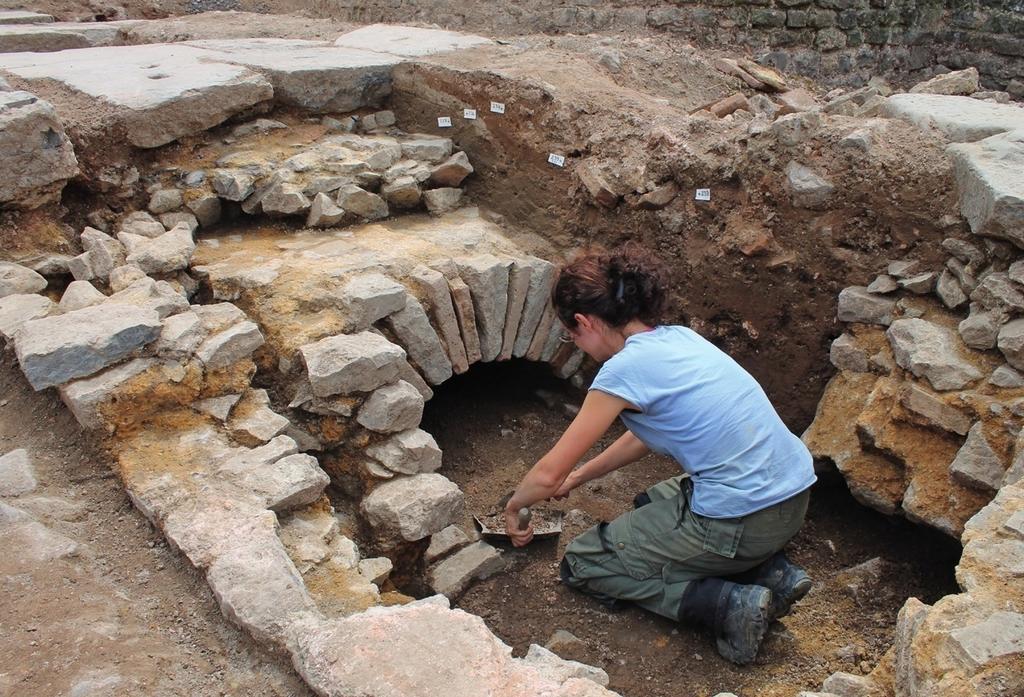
[474,506,564,540]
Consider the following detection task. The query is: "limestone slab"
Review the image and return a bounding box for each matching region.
[949,611,1024,670]
[14,303,161,390]
[334,24,492,57]
[886,318,982,391]
[0,44,274,148]
[882,94,1024,142]
[949,130,1024,247]
[0,10,54,24]
[950,423,1006,493]
[185,39,400,112]
[59,357,156,430]
[195,320,264,370]
[339,272,406,330]
[446,275,482,365]
[499,260,533,361]
[0,293,57,342]
[523,644,610,688]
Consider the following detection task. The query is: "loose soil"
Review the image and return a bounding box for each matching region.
[0,355,311,697]
[420,359,961,697]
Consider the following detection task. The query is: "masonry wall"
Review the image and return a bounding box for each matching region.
[309,0,1024,91]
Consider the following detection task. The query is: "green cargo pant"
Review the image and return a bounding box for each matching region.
[561,475,810,620]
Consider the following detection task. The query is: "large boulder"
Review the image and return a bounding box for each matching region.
[0,90,78,208]
[361,472,462,541]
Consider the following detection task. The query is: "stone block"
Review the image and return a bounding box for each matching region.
[187,194,222,228]
[971,272,1024,313]
[910,67,980,96]
[125,224,196,275]
[998,318,1024,371]
[358,556,393,585]
[936,269,968,309]
[0,261,47,299]
[950,423,1006,493]
[0,44,274,148]
[899,384,971,436]
[991,364,1024,388]
[195,320,264,370]
[227,389,290,446]
[80,227,125,281]
[426,524,470,563]
[409,265,469,374]
[306,192,346,227]
[423,187,463,214]
[786,161,834,208]
[118,211,166,239]
[0,448,37,496]
[384,294,453,385]
[14,303,161,390]
[0,90,78,208]
[221,444,328,513]
[949,130,1024,248]
[361,472,463,541]
[829,333,869,372]
[164,496,278,569]
[59,357,155,429]
[185,39,399,112]
[300,331,405,397]
[381,176,421,209]
[58,280,105,312]
[336,184,388,220]
[499,260,534,361]
[960,304,1006,350]
[771,110,821,146]
[0,10,55,23]
[0,294,57,342]
[3,520,79,569]
[883,94,1024,143]
[399,135,453,164]
[522,644,610,688]
[154,310,203,359]
[365,428,442,475]
[456,255,512,363]
[513,257,557,358]
[428,541,505,598]
[212,170,256,201]
[205,534,319,649]
[334,24,491,57]
[430,151,474,188]
[194,393,241,422]
[339,272,407,330]
[148,188,183,214]
[357,380,424,433]
[106,277,189,319]
[887,318,982,391]
[838,287,895,326]
[526,305,558,362]
[949,611,1024,670]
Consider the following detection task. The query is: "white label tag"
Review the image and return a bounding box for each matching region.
[490,101,506,114]
[548,153,566,167]
[463,108,477,120]
[437,116,452,128]
[695,188,711,201]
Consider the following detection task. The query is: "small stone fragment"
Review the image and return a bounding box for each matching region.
[148,188,183,215]
[838,287,895,326]
[358,556,393,585]
[786,161,834,208]
[910,67,980,96]
[830,333,869,373]
[306,192,346,227]
[58,281,106,312]
[0,449,37,496]
[866,275,899,294]
[337,184,388,220]
[0,262,47,298]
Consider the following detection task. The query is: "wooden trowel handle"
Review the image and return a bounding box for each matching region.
[517,507,532,531]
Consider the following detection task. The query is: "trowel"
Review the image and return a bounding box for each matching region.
[474,504,563,541]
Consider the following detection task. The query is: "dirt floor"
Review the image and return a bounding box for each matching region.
[419,360,961,697]
[0,354,312,697]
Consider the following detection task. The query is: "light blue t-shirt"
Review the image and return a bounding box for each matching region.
[590,325,816,519]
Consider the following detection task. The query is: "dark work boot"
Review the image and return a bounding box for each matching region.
[735,552,812,621]
[678,578,772,666]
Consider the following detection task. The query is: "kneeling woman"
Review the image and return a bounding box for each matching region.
[504,245,816,665]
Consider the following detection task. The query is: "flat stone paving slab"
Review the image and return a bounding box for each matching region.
[949,130,1024,246]
[0,21,138,53]
[0,44,273,147]
[0,10,54,24]
[334,24,492,57]
[184,39,400,111]
[881,94,1024,143]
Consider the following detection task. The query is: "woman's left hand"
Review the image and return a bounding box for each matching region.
[504,508,534,547]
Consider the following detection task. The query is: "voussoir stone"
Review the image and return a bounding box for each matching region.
[357,380,425,433]
[300,331,405,397]
[0,261,47,298]
[14,303,162,390]
[456,255,512,363]
[384,295,453,385]
[887,318,982,391]
[365,428,442,475]
[513,257,557,358]
[361,472,463,541]
[838,286,895,326]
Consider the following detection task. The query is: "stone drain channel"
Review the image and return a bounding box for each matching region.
[1,17,1024,697]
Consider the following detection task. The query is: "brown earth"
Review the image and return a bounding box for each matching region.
[0,354,312,697]
[419,360,961,697]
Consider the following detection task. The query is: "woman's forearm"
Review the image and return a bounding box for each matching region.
[567,430,650,488]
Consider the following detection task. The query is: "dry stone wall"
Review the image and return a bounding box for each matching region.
[309,0,1024,91]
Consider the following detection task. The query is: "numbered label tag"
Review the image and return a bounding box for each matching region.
[548,153,566,167]
[490,101,506,114]
[437,116,452,128]
[695,188,711,201]
[463,108,477,120]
